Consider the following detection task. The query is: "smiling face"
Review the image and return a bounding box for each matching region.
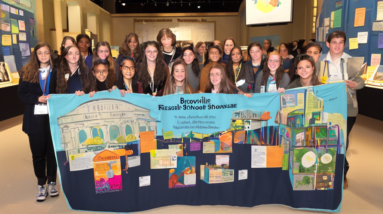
[198,44,206,55]
[279,44,288,57]
[182,50,196,65]
[128,37,138,51]
[231,48,242,63]
[145,45,158,62]
[36,46,50,65]
[65,47,80,65]
[210,68,222,88]
[173,64,186,84]
[78,37,90,53]
[326,37,345,56]
[267,54,281,72]
[121,59,135,80]
[93,64,109,82]
[64,39,74,48]
[209,48,220,62]
[97,45,110,60]
[263,40,271,51]
[224,40,234,55]
[296,60,314,81]
[249,46,262,61]
[161,36,173,48]
[306,46,321,63]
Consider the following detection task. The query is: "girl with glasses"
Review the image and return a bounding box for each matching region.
[116,57,143,94]
[88,59,117,97]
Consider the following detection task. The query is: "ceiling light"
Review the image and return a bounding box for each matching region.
[167,1,169,6]
[141,3,144,6]
[197,5,200,8]
[122,3,126,6]
[155,2,157,6]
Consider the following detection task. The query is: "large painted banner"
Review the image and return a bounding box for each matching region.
[48,83,347,213]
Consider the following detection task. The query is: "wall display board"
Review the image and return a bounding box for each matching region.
[134,20,215,45]
[48,83,347,213]
[246,0,293,25]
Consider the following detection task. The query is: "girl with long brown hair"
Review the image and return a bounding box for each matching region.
[91,59,116,92]
[115,33,142,80]
[157,28,182,68]
[287,54,320,89]
[199,45,227,92]
[181,46,201,92]
[136,41,169,96]
[116,57,143,94]
[17,42,59,202]
[163,58,194,95]
[194,41,206,68]
[222,37,236,64]
[92,41,116,85]
[226,46,254,93]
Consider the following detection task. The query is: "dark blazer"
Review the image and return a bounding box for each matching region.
[116,78,144,93]
[85,54,93,72]
[244,57,265,92]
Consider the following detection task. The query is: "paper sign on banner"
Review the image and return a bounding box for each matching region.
[238,170,248,180]
[10,19,19,34]
[139,176,150,187]
[266,146,283,168]
[2,47,11,56]
[378,1,383,21]
[19,32,26,41]
[139,130,156,153]
[19,9,24,16]
[354,8,366,27]
[379,33,383,48]
[10,7,18,15]
[357,32,368,43]
[372,21,383,31]
[12,34,17,44]
[371,54,381,66]
[334,9,342,28]
[251,146,266,168]
[215,155,229,166]
[331,11,335,28]
[2,35,12,46]
[18,20,25,31]
[349,38,358,50]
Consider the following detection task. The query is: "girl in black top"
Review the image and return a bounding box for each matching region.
[115,33,142,80]
[157,28,182,68]
[222,37,235,64]
[116,57,144,94]
[181,46,201,92]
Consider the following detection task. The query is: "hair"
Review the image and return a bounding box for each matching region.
[204,45,222,66]
[194,42,205,56]
[92,58,115,90]
[293,54,320,86]
[327,31,347,43]
[205,64,235,94]
[119,56,136,78]
[93,41,116,83]
[163,59,194,95]
[247,42,263,59]
[20,42,54,83]
[304,42,323,53]
[223,37,236,48]
[156,28,176,47]
[264,39,272,46]
[56,45,94,94]
[261,51,285,88]
[119,33,142,61]
[181,46,200,77]
[136,41,167,89]
[226,46,244,83]
[76,34,92,55]
[279,43,291,55]
[60,36,76,54]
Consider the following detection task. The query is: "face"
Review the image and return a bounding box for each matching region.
[210,68,222,88]
[145,45,158,62]
[36,46,50,64]
[267,55,281,72]
[97,45,110,60]
[128,37,138,51]
[183,50,196,65]
[198,44,206,55]
[64,39,74,48]
[161,36,173,48]
[296,60,314,81]
[173,64,186,83]
[78,37,90,52]
[231,48,242,63]
[224,40,234,55]
[326,37,345,55]
[293,42,298,47]
[121,60,135,80]
[209,48,220,62]
[249,46,262,61]
[213,40,221,47]
[263,40,270,50]
[65,47,80,64]
[279,44,288,57]
[93,64,109,82]
[306,46,321,63]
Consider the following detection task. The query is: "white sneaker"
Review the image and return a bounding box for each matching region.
[36,185,47,202]
[48,182,59,197]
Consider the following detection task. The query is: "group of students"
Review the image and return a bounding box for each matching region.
[17,28,363,202]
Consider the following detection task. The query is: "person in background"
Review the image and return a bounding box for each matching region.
[245,42,265,85]
[194,42,206,69]
[76,34,93,71]
[200,45,226,92]
[181,46,201,92]
[157,28,182,68]
[279,43,294,73]
[212,39,221,48]
[89,59,116,93]
[92,41,115,77]
[297,39,306,55]
[263,39,275,55]
[222,37,235,64]
[17,42,59,202]
[254,51,290,93]
[226,46,254,93]
[115,33,142,81]
[116,57,143,94]
[163,58,194,95]
[136,41,169,96]
[287,54,320,89]
[321,31,365,189]
[53,36,76,67]
[291,40,298,57]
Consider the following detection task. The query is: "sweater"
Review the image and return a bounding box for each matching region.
[199,61,226,92]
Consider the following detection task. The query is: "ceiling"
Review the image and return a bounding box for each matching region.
[113,0,243,13]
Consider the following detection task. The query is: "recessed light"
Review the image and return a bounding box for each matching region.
[122,3,126,6]
[197,5,200,8]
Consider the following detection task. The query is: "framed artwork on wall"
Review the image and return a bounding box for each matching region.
[0,62,13,84]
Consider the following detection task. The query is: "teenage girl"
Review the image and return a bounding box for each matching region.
[76,34,93,71]
[163,58,194,95]
[226,46,254,93]
[116,57,143,94]
[287,54,320,89]
[199,45,227,92]
[181,46,201,92]
[115,33,142,80]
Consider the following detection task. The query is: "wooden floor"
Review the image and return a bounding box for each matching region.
[0,115,382,214]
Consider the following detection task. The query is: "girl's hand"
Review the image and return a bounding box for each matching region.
[244,93,253,98]
[75,90,85,96]
[38,95,49,103]
[119,89,126,97]
[89,91,96,98]
[344,80,357,90]
[277,88,285,93]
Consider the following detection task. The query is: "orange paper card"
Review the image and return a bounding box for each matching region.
[140,130,156,153]
[266,146,283,168]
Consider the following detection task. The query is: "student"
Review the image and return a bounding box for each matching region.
[51,45,95,95]
[279,43,294,72]
[17,42,59,202]
[90,59,116,92]
[53,36,76,67]
[136,41,169,96]
[212,40,221,48]
[263,39,275,55]
[291,41,298,57]
[194,41,206,69]
[226,46,254,93]
[254,51,290,93]
[181,46,201,92]
[163,58,194,95]
[287,54,320,89]
[244,42,265,85]
[76,34,93,71]
[200,45,227,92]
[92,41,116,77]
[116,57,143,94]
[222,37,235,64]
[157,28,182,68]
[320,31,365,188]
[115,33,142,80]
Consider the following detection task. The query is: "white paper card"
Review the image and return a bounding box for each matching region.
[357,32,368,43]
[251,146,266,168]
[4,55,17,72]
[324,18,330,27]
[69,152,96,171]
[216,155,230,166]
[238,169,248,180]
[139,176,150,187]
[184,173,196,185]
[377,1,383,21]
[34,105,48,115]
[128,156,140,168]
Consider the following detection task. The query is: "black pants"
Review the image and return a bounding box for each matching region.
[344,116,357,177]
[28,115,57,186]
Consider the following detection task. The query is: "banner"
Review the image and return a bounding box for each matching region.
[48,83,347,213]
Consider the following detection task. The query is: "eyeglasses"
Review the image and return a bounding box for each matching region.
[146,50,158,54]
[268,59,280,63]
[97,50,109,54]
[122,66,135,72]
[94,70,108,75]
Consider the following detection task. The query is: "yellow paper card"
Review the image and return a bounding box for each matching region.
[349,38,358,50]
[12,34,17,44]
[321,76,328,84]
[2,35,12,46]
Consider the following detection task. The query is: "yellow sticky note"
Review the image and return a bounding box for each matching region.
[2,35,12,46]
[12,34,17,44]
[111,49,119,58]
[321,76,328,84]
[31,48,34,52]
[354,8,366,27]
[331,11,335,28]
[349,38,358,50]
